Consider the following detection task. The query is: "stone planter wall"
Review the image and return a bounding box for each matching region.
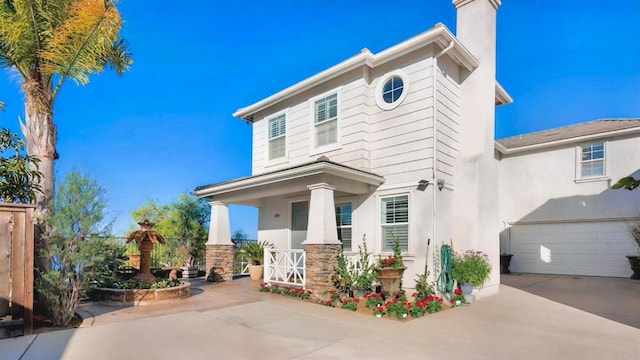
[304,244,340,301]
[206,244,234,281]
[95,282,191,306]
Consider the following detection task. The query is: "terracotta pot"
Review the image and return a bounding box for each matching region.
[248,265,264,280]
[627,256,640,280]
[374,267,406,298]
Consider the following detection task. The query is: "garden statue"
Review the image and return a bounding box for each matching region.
[126,219,165,283]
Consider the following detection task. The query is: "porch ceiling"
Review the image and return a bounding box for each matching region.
[193,160,385,206]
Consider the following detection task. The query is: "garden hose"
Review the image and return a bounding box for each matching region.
[436,244,454,299]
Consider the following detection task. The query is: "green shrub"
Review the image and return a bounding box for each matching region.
[451,250,491,287]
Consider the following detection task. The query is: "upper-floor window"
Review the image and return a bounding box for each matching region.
[382,76,404,104]
[381,195,408,252]
[314,93,338,147]
[375,70,409,110]
[335,202,352,251]
[580,142,605,178]
[268,114,286,160]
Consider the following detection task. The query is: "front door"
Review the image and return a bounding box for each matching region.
[291,201,309,250]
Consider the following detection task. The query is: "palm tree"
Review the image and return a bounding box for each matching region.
[0,0,131,224]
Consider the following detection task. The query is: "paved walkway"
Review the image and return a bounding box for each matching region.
[1,278,639,360]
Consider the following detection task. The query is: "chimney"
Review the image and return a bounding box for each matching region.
[450,0,502,296]
[453,0,500,65]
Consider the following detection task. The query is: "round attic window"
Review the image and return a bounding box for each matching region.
[375,70,409,110]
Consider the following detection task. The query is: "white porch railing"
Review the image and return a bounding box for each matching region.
[343,251,375,274]
[264,248,306,288]
[234,253,251,275]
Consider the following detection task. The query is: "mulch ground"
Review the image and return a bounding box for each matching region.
[32,312,82,334]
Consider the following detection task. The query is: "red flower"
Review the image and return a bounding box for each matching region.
[454,289,462,295]
[329,290,336,294]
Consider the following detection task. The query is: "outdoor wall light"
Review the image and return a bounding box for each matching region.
[416,179,429,191]
[437,179,445,191]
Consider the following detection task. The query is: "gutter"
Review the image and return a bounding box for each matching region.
[431,41,455,272]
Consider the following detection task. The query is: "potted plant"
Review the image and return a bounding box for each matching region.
[373,305,386,318]
[340,297,359,311]
[374,235,406,297]
[500,253,514,274]
[414,272,435,298]
[451,250,492,294]
[333,238,377,297]
[385,298,410,319]
[425,295,444,314]
[353,241,377,296]
[238,240,272,280]
[626,222,640,280]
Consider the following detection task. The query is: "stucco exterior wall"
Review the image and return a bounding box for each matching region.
[498,134,640,225]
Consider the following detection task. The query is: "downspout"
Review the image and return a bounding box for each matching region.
[432,41,454,281]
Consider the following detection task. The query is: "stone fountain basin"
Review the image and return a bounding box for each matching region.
[94,282,190,306]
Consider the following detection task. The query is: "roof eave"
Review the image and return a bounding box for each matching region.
[193,161,385,199]
[495,81,513,106]
[233,24,478,121]
[495,126,640,155]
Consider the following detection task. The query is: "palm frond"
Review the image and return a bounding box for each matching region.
[39,0,126,95]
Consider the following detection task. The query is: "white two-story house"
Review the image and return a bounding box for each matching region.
[195,0,510,297]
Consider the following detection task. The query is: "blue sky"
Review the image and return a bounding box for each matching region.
[1,0,639,237]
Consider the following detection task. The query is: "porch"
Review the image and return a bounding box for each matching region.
[194,159,385,298]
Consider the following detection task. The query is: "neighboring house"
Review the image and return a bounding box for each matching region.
[195,0,509,297]
[497,119,640,278]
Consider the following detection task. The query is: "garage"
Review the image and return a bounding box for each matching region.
[508,221,635,277]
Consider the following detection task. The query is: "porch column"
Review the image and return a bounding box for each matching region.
[205,201,234,281]
[304,183,340,245]
[303,183,341,301]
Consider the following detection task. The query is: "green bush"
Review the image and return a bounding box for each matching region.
[451,250,492,287]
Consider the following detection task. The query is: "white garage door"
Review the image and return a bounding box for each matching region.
[509,221,635,277]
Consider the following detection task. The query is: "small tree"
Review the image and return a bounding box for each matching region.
[130,194,209,267]
[0,128,41,203]
[36,170,116,326]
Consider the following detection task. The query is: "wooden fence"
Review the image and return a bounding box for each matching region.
[0,204,34,338]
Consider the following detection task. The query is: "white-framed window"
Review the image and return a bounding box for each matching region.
[375,70,409,111]
[579,142,605,178]
[335,202,352,251]
[381,194,408,252]
[313,93,338,148]
[268,113,286,160]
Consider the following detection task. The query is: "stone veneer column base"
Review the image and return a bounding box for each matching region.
[304,244,340,301]
[205,244,234,281]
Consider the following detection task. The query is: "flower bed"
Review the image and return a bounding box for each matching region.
[258,283,461,322]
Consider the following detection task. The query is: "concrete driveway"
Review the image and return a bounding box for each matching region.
[501,273,640,329]
[1,278,639,360]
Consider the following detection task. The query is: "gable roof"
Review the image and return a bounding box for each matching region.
[234,23,509,121]
[496,118,640,154]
